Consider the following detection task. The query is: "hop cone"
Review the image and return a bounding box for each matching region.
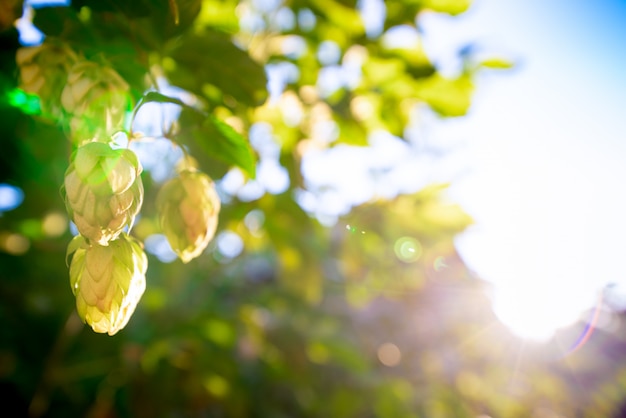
[64,142,143,245]
[16,40,78,118]
[61,61,131,142]
[157,169,221,263]
[68,234,147,335]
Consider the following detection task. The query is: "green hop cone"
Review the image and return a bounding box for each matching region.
[61,60,131,142]
[157,169,221,263]
[68,234,147,335]
[63,141,143,245]
[16,40,78,118]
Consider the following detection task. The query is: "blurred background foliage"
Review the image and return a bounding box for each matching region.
[1,0,626,417]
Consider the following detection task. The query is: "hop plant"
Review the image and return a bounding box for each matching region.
[157,169,221,263]
[15,40,78,118]
[67,234,147,335]
[61,60,131,142]
[63,141,143,246]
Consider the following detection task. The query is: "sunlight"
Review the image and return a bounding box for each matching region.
[492,286,582,341]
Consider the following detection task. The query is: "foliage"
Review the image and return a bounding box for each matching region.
[0,1,620,417]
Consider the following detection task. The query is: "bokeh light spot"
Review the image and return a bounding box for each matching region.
[345,224,365,235]
[433,256,447,271]
[456,371,484,400]
[217,231,244,259]
[244,209,265,236]
[307,342,330,364]
[394,237,422,262]
[6,89,40,115]
[1,233,30,255]
[297,8,316,31]
[0,184,24,212]
[144,234,177,263]
[203,375,229,398]
[42,212,67,237]
[377,342,401,367]
[203,319,235,347]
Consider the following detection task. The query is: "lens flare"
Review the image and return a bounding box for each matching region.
[394,237,422,263]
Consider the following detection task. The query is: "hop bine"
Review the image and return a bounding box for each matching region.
[157,169,221,263]
[63,141,143,246]
[61,60,131,142]
[68,234,147,335]
[16,40,78,118]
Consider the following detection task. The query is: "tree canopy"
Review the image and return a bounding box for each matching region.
[1,1,625,417]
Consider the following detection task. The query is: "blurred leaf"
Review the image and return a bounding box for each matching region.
[479,57,515,69]
[401,183,473,237]
[308,0,365,38]
[70,0,199,43]
[363,57,406,86]
[385,2,422,28]
[374,379,417,418]
[324,339,370,373]
[195,0,239,33]
[178,108,257,178]
[335,116,369,146]
[32,6,78,37]
[154,0,202,39]
[423,0,472,15]
[417,74,473,117]
[71,0,154,18]
[165,31,268,107]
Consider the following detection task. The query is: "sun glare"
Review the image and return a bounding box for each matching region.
[492,286,584,342]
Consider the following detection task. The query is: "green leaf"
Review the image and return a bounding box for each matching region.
[307,0,365,38]
[141,91,186,108]
[32,6,78,37]
[65,235,85,266]
[417,75,473,117]
[165,31,268,107]
[423,0,472,15]
[195,0,239,33]
[136,91,256,178]
[178,108,257,178]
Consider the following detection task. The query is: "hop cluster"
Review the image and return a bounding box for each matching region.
[68,234,147,335]
[64,142,143,246]
[61,61,131,142]
[28,39,226,335]
[15,41,130,142]
[157,169,221,263]
[16,41,78,117]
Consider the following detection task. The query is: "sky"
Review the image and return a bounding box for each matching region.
[421,0,626,339]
